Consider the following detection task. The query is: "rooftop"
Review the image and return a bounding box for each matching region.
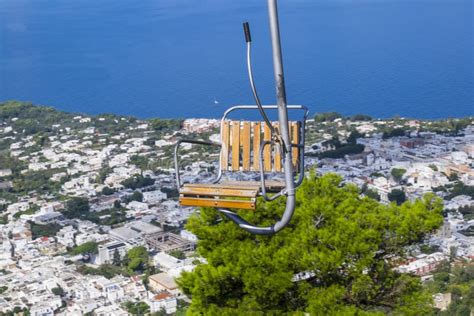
[102,241,126,250]
[109,226,140,241]
[154,291,172,300]
[127,221,162,235]
[149,273,178,290]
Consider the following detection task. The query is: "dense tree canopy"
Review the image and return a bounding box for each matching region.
[318,144,365,159]
[314,112,342,122]
[388,188,407,205]
[77,264,126,279]
[51,286,64,296]
[448,182,474,199]
[29,221,61,239]
[126,246,149,273]
[63,197,90,219]
[350,114,373,121]
[121,174,155,190]
[149,118,183,132]
[101,186,115,196]
[126,191,144,203]
[123,301,150,315]
[68,241,98,255]
[347,130,364,144]
[130,155,150,170]
[382,128,407,139]
[391,168,407,183]
[426,262,474,315]
[178,173,443,315]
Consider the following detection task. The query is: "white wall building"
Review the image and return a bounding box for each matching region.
[97,241,128,265]
[148,292,177,314]
[142,190,167,204]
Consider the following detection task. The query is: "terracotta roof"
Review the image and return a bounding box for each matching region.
[154,292,171,300]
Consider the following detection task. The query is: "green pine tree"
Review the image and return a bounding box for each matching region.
[177,173,443,315]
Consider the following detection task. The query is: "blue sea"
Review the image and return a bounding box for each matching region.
[0,0,472,119]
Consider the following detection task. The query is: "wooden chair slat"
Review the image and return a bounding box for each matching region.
[273,122,282,172]
[184,180,284,192]
[252,122,261,171]
[184,182,260,190]
[220,180,284,191]
[231,121,241,171]
[241,122,251,171]
[291,122,300,169]
[219,120,301,174]
[221,121,230,171]
[263,123,272,172]
[181,185,258,198]
[179,197,256,210]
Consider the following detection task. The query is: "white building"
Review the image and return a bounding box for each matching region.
[396,252,447,276]
[30,304,55,316]
[142,190,167,204]
[29,297,62,316]
[127,201,149,212]
[149,273,180,297]
[57,226,76,248]
[93,304,128,316]
[0,169,12,177]
[148,291,177,314]
[153,252,182,271]
[180,230,198,243]
[97,241,128,265]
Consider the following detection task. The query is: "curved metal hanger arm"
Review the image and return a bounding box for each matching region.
[219,0,296,235]
[243,22,276,136]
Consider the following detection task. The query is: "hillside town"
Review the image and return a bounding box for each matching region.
[0,102,473,315]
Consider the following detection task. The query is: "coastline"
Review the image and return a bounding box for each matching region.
[2,99,473,121]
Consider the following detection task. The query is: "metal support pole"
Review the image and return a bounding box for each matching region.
[267,0,295,232]
[268,0,290,152]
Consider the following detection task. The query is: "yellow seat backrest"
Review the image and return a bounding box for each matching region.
[220,121,300,172]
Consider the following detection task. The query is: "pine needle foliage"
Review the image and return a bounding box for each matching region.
[177,173,443,315]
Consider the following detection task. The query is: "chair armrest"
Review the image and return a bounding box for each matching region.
[174,139,222,189]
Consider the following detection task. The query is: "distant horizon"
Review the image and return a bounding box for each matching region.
[1,100,472,121]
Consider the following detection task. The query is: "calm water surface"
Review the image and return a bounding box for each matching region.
[0,0,472,119]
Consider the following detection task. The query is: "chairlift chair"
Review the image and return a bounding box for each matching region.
[174,0,308,235]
